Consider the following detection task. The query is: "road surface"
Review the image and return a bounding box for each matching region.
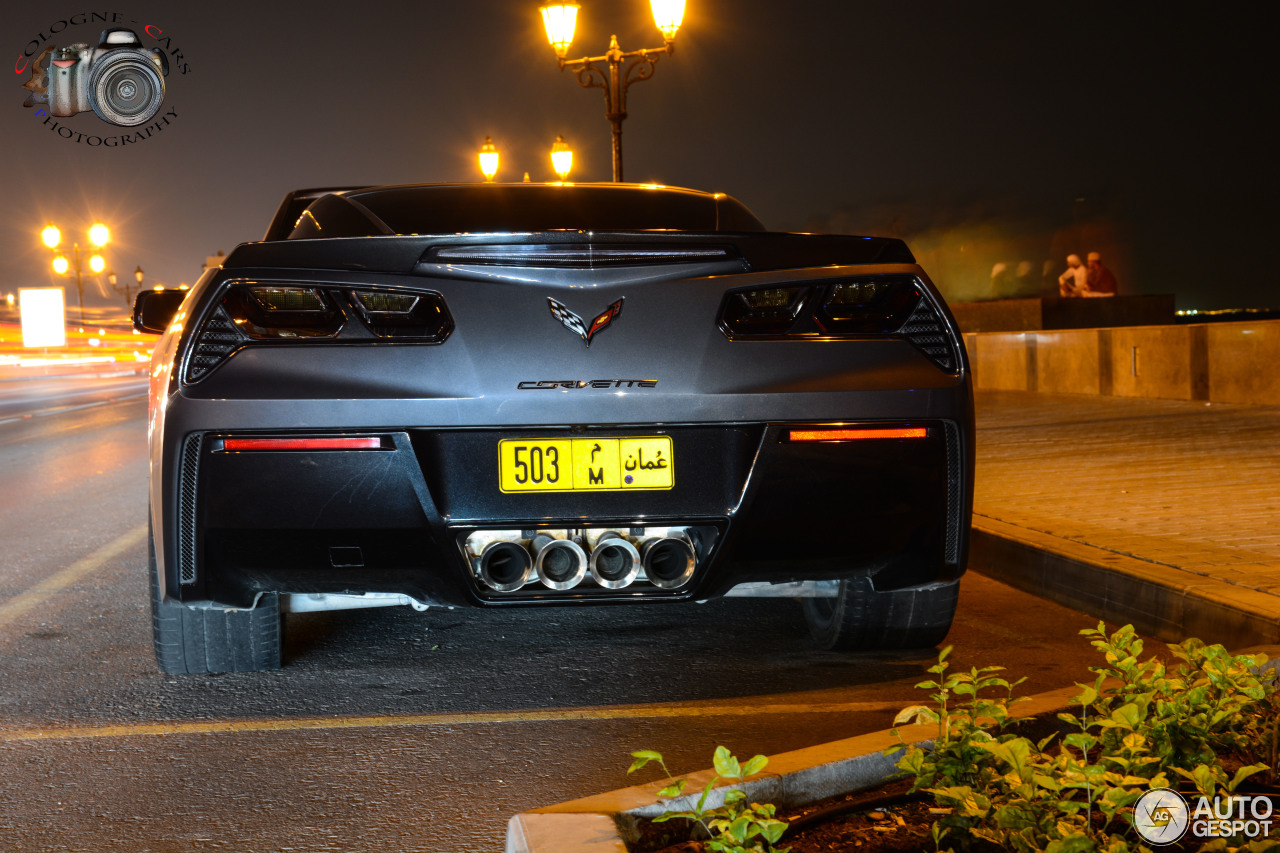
[0,377,1141,852]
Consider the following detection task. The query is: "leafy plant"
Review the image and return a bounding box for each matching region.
[1065,624,1270,773]
[628,746,790,853]
[889,623,1276,853]
[891,644,1030,793]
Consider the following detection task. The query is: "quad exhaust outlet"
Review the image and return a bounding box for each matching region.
[467,527,704,594]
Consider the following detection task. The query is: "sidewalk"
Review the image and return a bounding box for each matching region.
[970,389,1280,648]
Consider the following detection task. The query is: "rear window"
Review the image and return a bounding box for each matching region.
[286,184,766,239]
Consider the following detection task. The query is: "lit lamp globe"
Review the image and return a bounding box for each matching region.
[550,135,573,181]
[540,3,579,58]
[52,255,70,275]
[89,222,110,247]
[42,224,61,249]
[478,136,500,182]
[89,254,106,274]
[135,266,144,285]
[650,0,685,41]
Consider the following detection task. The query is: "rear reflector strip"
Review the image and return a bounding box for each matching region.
[223,437,384,451]
[788,428,927,442]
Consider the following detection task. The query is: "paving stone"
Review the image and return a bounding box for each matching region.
[973,390,1280,645]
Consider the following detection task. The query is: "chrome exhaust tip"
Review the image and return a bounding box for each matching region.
[532,533,588,590]
[640,533,697,589]
[589,532,641,589]
[478,540,533,592]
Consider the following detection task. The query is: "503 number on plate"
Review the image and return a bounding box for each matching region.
[498,436,674,493]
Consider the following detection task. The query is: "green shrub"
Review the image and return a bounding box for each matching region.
[628,746,789,853]
[890,623,1274,852]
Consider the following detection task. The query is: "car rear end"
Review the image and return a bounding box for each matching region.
[141,184,972,671]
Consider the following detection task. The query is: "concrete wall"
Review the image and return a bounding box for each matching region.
[962,319,1280,405]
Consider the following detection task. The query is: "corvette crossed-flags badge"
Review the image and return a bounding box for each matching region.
[546,296,625,347]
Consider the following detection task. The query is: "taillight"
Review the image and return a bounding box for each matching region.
[348,289,450,340]
[720,286,806,334]
[716,274,960,373]
[814,277,920,334]
[223,285,343,339]
[181,281,455,384]
[788,427,927,442]
[221,436,385,451]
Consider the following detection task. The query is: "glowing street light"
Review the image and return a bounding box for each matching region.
[540,4,579,58]
[478,136,500,181]
[550,135,574,180]
[650,0,686,41]
[539,1,686,181]
[107,265,146,307]
[41,220,110,323]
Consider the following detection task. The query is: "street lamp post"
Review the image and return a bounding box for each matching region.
[107,265,144,307]
[539,1,686,182]
[42,222,109,323]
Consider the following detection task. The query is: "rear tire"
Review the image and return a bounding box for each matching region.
[149,523,281,673]
[802,576,959,651]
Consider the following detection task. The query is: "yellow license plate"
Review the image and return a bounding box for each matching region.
[498,436,674,493]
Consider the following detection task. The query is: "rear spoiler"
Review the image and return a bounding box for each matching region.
[225,231,915,275]
[262,186,370,242]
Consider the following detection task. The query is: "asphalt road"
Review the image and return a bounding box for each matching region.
[0,379,1143,852]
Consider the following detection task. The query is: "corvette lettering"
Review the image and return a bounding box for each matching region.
[517,379,658,390]
[547,296,624,346]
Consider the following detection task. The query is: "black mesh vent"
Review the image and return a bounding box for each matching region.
[178,433,202,584]
[185,306,245,383]
[900,299,957,372]
[943,421,962,565]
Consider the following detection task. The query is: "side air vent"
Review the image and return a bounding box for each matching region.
[177,432,202,584]
[943,421,962,565]
[184,306,246,383]
[900,299,957,372]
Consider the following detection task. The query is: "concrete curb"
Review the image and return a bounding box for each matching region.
[970,517,1280,650]
[504,684,1082,853]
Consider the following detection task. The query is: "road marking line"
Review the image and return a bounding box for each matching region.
[0,700,903,742]
[0,525,147,632]
[0,391,147,425]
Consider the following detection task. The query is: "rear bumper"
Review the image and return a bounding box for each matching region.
[159,420,972,609]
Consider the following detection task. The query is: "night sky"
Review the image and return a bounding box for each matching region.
[5,1,1274,316]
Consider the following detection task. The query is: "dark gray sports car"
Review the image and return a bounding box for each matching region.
[134,182,973,673]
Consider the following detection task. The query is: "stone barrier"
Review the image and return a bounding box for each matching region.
[961,319,1280,405]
